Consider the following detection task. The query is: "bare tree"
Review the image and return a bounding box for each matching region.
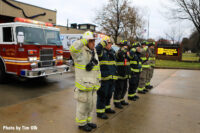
[170,0,200,32]
[169,0,200,48]
[164,26,183,44]
[95,0,143,44]
[95,0,129,44]
[122,7,145,43]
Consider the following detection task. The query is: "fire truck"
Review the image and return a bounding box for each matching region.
[0,17,69,82]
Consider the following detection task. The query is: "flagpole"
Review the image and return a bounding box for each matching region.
[147,16,149,39]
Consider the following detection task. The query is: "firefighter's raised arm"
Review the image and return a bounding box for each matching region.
[96,41,105,58]
[96,36,111,58]
[69,39,87,54]
[70,31,95,60]
[128,48,136,59]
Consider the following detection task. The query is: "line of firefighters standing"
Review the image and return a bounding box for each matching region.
[70,31,156,132]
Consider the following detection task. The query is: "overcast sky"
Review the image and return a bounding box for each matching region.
[17,0,194,41]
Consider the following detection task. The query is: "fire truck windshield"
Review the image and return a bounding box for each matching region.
[16,26,62,45]
[45,29,62,45]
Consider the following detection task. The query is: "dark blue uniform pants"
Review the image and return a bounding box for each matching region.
[114,79,127,101]
[97,80,115,112]
[128,72,140,96]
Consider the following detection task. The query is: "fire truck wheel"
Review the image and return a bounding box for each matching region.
[0,62,5,83]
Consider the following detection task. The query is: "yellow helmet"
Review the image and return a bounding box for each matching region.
[102,35,112,44]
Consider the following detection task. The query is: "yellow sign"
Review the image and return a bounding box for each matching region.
[157,48,178,56]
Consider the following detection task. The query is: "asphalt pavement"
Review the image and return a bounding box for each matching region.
[0,69,200,133]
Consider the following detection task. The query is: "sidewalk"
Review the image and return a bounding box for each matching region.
[0,69,200,133]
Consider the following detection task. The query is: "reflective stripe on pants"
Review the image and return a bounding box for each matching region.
[138,68,148,90]
[128,72,140,96]
[114,79,127,103]
[75,89,96,126]
[97,80,115,113]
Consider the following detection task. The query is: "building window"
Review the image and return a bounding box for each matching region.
[3,27,13,42]
[80,25,87,30]
[90,26,95,30]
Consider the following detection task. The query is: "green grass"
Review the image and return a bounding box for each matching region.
[155,60,200,69]
[182,53,199,61]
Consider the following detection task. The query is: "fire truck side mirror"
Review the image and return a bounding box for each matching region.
[17,32,24,44]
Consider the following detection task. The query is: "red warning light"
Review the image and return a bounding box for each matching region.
[14,17,53,27]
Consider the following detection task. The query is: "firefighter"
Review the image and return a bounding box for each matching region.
[146,42,156,89]
[128,42,142,100]
[70,31,101,132]
[137,41,150,94]
[113,40,129,109]
[96,36,117,119]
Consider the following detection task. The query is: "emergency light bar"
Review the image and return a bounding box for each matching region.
[14,17,53,27]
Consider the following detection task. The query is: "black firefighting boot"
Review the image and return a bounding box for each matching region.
[134,95,140,99]
[97,113,108,119]
[145,85,150,89]
[145,85,152,90]
[138,90,146,94]
[87,123,97,129]
[143,89,149,92]
[121,100,129,105]
[79,124,92,132]
[105,108,116,114]
[149,85,153,89]
[146,85,153,89]
[114,102,123,109]
[128,96,137,101]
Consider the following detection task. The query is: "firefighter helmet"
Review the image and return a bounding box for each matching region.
[83,31,95,41]
[119,40,128,46]
[102,35,112,44]
[132,42,141,48]
[141,41,149,46]
[147,42,156,47]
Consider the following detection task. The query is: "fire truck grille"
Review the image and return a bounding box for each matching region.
[39,49,54,67]
[39,61,54,67]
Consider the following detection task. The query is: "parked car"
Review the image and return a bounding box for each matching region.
[112,45,120,52]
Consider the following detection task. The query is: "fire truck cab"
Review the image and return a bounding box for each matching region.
[0,17,69,82]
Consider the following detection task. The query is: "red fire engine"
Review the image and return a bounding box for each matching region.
[0,17,69,82]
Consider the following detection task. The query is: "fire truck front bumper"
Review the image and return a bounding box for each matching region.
[20,65,70,78]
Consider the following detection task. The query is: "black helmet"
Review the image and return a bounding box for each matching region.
[132,42,141,48]
[141,41,149,46]
[119,40,128,46]
[148,42,155,47]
